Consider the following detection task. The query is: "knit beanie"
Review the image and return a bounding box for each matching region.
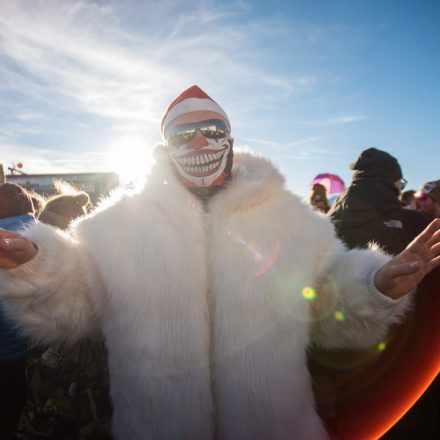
[350,147,402,182]
[161,85,231,138]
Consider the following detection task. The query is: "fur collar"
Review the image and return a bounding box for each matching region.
[149,145,286,214]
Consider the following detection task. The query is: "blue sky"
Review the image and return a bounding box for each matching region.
[1,0,439,198]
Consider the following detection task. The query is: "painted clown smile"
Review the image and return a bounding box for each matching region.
[173,147,228,177]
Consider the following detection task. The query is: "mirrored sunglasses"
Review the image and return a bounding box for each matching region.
[400,178,407,190]
[165,119,229,147]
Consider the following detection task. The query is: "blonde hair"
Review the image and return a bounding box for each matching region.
[38,181,91,230]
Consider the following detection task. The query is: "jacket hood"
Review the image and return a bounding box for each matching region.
[329,178,403,229]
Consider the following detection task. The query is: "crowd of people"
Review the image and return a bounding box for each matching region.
[0,86,439,439]
[306,148,440,439]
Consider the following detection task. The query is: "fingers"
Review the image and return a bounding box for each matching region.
[0,237,37,269]
[432,241,440,256]
[428,228,440,248]
[408,218,440,250]
[424,219,440,244]
[405,222,440,259]
[0,237,33,252]
[421,238,440,263]
[426,255,440,274]
[385,261,421,279]
[427,217,440,231]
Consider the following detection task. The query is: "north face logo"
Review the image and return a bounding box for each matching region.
[384,219,403,229]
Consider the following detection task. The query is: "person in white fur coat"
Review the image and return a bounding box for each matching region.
[1,86,440,440]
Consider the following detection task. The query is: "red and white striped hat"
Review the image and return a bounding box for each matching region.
[161,85,230,136]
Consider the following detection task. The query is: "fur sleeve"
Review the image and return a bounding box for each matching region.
[310,239,413,349]
[0,222,103,345]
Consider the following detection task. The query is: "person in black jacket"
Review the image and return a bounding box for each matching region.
[316,147,439,439]
[328,147,429,255]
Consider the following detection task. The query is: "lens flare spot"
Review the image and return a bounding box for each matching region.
[302,287,316,301]
[245,241,264,263]
[334,310,345,321]
[236,234,246,245]
[253,241,281,278]
[377,341,386,351]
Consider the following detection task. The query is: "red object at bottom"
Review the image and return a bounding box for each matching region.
[310,268,440,440]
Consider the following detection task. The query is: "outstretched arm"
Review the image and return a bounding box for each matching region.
[0,223,103,345]
[310,218,440,350]
[375,218,440,299]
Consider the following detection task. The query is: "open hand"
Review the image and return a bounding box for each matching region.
[0,228,38,270]
[375,218,440,299]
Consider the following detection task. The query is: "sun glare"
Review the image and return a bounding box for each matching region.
[106,136,155,187]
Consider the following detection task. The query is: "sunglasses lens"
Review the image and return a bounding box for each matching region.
[168,131,195,146]
[166,119,229,146]
[200,128,227,139]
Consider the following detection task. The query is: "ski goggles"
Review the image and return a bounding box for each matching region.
[165,119,230,147]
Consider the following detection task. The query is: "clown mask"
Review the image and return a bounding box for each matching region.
[164,116,233,188]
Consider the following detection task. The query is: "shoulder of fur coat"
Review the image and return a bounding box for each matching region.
[119,147,286,208]
[73,147,305,237]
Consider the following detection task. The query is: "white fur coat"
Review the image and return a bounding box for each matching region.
[0,150,412,440]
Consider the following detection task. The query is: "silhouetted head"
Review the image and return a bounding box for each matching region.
[39,191,91,230]
[0,182,34,218]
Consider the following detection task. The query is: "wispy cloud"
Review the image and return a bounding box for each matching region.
[0,134,108,174]
[239,137,279,147]
[0,0,312,125]
[0,1,168,125]
[291,115,367,126]
[276,136,325,151]
[239,135,324,151]
[0,0,371,192]
[15,112,47,122]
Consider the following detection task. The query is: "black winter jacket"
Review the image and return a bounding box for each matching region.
[328,177,429,255]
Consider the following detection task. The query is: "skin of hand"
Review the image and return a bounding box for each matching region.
[0,228,38,270]
[375,218,440,299]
